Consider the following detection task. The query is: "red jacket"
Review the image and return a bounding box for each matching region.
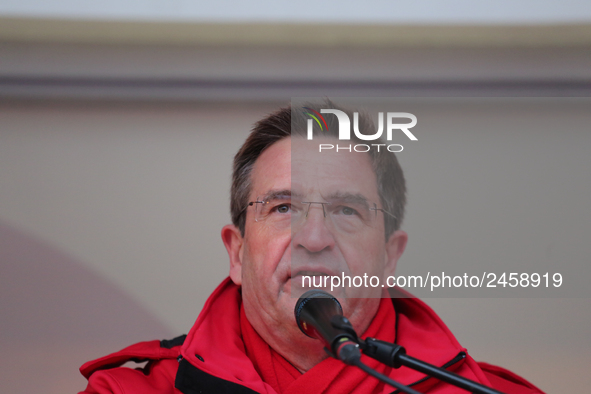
[79,278,544,394]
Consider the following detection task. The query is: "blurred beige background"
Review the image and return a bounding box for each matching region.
[1,3,591,393]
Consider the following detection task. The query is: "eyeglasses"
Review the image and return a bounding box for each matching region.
[247,194,395,233]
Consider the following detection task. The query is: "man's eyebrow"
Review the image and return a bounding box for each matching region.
[325,192,370,208]
[261,190,294,200]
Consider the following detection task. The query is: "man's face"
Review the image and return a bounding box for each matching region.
[224,136,405,362]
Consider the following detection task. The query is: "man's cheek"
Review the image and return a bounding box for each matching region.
[266,234,291,256]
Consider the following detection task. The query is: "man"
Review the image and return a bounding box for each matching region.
[79,102,544,393]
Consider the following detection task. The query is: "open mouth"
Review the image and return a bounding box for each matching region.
[290,269,338,292]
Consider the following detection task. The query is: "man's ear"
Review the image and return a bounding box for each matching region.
[221,224,244,285]
[384,230,408,278]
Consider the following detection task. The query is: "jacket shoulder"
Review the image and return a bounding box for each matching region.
[478,362,545,394]
[78,335,186,394]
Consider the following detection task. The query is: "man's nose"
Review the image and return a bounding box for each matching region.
[292,204,336,253]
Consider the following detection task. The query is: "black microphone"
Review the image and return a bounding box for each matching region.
[294,291,424,394]
[294,290,360,363]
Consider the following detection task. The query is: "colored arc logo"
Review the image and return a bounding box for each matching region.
[303,107,329,132]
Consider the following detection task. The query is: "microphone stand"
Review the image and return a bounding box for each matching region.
[295,291,421,394]
[332,316,507,394]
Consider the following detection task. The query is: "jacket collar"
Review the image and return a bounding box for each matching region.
[176,278,473,394]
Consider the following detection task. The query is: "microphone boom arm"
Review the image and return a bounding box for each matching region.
[361,337,507,394]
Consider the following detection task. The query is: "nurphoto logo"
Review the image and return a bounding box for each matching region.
[304,107,417,153]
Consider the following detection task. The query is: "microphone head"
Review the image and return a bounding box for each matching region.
[294,290,343,338]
